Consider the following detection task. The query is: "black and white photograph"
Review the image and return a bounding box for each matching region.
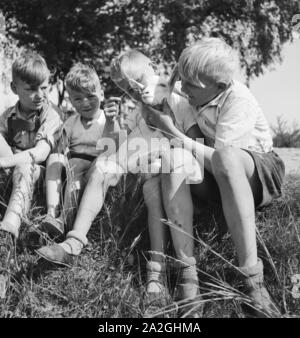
[0,0,299,328]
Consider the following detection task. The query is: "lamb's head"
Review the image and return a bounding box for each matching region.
[110,51,172,107]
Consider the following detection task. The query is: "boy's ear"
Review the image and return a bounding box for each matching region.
[10,82,17,94]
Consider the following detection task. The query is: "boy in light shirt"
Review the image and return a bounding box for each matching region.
[37,63,119,253]
[141,37,285,317]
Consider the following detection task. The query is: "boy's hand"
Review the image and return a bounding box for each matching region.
[104,97,122,122]
[141,98,177,136]
[0,157,7,168]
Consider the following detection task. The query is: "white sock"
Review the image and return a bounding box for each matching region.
[59,237,83,256]
[146,261,166,293]
[0,221,19,238]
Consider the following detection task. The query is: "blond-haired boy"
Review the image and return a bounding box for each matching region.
[142,37,285,317]
[36,63,120,260]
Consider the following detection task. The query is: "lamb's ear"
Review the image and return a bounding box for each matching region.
[168,64,180,91]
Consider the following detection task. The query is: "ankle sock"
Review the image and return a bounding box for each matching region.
[0,221,19,238]
[146,261,166,293]
[239,258,264,277]
[59,237,83,256]
[59,230,88,256]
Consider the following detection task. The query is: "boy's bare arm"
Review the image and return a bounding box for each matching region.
[0,133,14,158]
[0,140,51,168]
[142,103,215,173]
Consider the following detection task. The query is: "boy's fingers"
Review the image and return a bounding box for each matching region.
[104,105,118,112]
[105,97,122,103]
[104,101,119,109]
[105,111,117,117]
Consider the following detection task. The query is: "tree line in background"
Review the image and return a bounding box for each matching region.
[0,0,298,104]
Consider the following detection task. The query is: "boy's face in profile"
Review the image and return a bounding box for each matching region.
[11,78,49,113]
[68,87,102,120]
[181,75,223,107]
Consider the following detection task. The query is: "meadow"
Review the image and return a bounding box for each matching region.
[0,146,299,318]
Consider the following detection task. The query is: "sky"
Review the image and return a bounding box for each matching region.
[1,38,299,129]
[247,38,300,127]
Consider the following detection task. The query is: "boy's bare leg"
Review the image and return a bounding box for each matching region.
[143,176,168,262]
[143,175,168,294]
[210,147,261,268]
[161,173,194,260]
[62,158,91,232]
[162,146,275,315]
[161,146,261,268]
[210,147,277,316]
[45,153,65,218]
[0,164,42,238]
[0,134,13,159]
[36,156,121,265]
[36,163,117,262]
[69,166,109,240]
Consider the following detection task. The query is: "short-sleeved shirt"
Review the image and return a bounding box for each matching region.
[60,110,106,158]
[184,80,273,153]
[0,101,62,152]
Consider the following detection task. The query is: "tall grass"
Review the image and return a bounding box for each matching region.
[272,117,300,148]
[0,168,299,318]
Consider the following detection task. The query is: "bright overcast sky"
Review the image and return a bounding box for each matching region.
[248,38,300,128]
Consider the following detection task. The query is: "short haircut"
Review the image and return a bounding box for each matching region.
[178,37,239,86]
[12,52,50,86]
[110,49,151,83]
[65,63,101,93]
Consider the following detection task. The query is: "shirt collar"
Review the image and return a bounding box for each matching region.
[15,100,49,120]
[196,80,234,112]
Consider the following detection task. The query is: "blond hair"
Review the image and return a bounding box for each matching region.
[110,49,152,83]
[65,63,101,93]
[12,52,50,86]
[178,37,239,86]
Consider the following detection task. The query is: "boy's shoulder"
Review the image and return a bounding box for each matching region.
[63,113,79,128]
[43,101,63,119]
[0,103,18,120]
[225,80,259,106]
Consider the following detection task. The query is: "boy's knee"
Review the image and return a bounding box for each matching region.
[13,163,36,179]
[212,147,243,178]
[47,153,65,166]
[89,166,105,185]
[143,176,161,204]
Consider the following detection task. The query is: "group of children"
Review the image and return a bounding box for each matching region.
[0,37,285,318]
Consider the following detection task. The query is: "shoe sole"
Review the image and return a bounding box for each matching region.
[39,221,64,239]
[35,249,73,268]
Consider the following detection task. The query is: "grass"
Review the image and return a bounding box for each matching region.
[0,170,299,318]
[272,117,300,148]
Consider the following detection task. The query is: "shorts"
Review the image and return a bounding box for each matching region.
[243,149,285,208]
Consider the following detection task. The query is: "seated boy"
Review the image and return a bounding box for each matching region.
[0,52,62,296]
[36,49,202,286]
[38,63,120,247]
[141,38,285,317]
